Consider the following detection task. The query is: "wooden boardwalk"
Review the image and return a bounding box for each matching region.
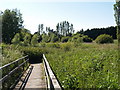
[25,63,47,89]
[15,63,47,89]
[13,54,62,90]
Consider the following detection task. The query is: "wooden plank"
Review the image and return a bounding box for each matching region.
[24,63,47,89]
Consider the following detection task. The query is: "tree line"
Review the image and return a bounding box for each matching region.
[1,9,117,45]
[77,26,117,40]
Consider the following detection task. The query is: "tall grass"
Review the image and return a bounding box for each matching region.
[2,44,24,66]
[45,43,119,89]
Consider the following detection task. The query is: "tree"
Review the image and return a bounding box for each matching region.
[38,24,44,35]
[20,28,31,41]
[56,23,60,35]
[70,24,74,34]
[0,11,2,43]
[11,33,21,44]
[38,24,41,35]
[41,24,44,33]
[114,1,120,44]
[83,26,117,40]
[2,9,23,44]
[114,2,120,85]
[56,21,74,36]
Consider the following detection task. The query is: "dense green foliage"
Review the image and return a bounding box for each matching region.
[2,44,24,65]
[19,46,43,63]
[11,33,21,44]
[31,34,39,46]
[95,34,114,44]
[78,26,117,40]
[11,28,31,46]
[2,9,23,44]
[2,43,43,66]
[44,43,119,89]
[2,44,30,89]
[82,36,93,42]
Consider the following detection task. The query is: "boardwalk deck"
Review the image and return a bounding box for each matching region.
[25,63,47,89]
[14,55,62,90]
[15,63,47,89]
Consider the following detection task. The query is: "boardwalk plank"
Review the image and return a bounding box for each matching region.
[25,63,47,89]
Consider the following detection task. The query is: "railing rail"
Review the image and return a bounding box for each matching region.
[0,55,30,89]
[0,55,28,70]
[43,54,62,90]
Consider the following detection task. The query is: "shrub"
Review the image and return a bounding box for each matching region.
[46,43,60,48]
[82,36,93,42]
[42,34,50,43]
[51,36,59,42]
[31,34,39,46]
[39,43,46,47]
[11,33,21,44]
[60,43,71,52]
[72,36,78,42]
[95,34,114,44]
[23,33,31,46]
[61,37,69,43]
[77,37,83,43]
[20,47,43,63]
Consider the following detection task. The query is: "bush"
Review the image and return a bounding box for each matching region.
[20,47,43,63]
[11,33,21,44]
[61,37,69,43]
[82,36,93,42]
[42,34,50,43]
[46,43,60,48]
[60,43,71,52]
[72,36,78,42]
[95,34,114,44]
[77,37,83,43]
[31,34,39,46]
[51,36,59,42]
[39,43,46,47]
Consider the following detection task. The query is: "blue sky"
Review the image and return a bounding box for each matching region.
[1,0,116,34]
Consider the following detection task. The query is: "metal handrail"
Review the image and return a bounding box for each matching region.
[43,54,62,90]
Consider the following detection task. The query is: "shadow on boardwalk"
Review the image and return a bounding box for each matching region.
[14,62,47,90]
